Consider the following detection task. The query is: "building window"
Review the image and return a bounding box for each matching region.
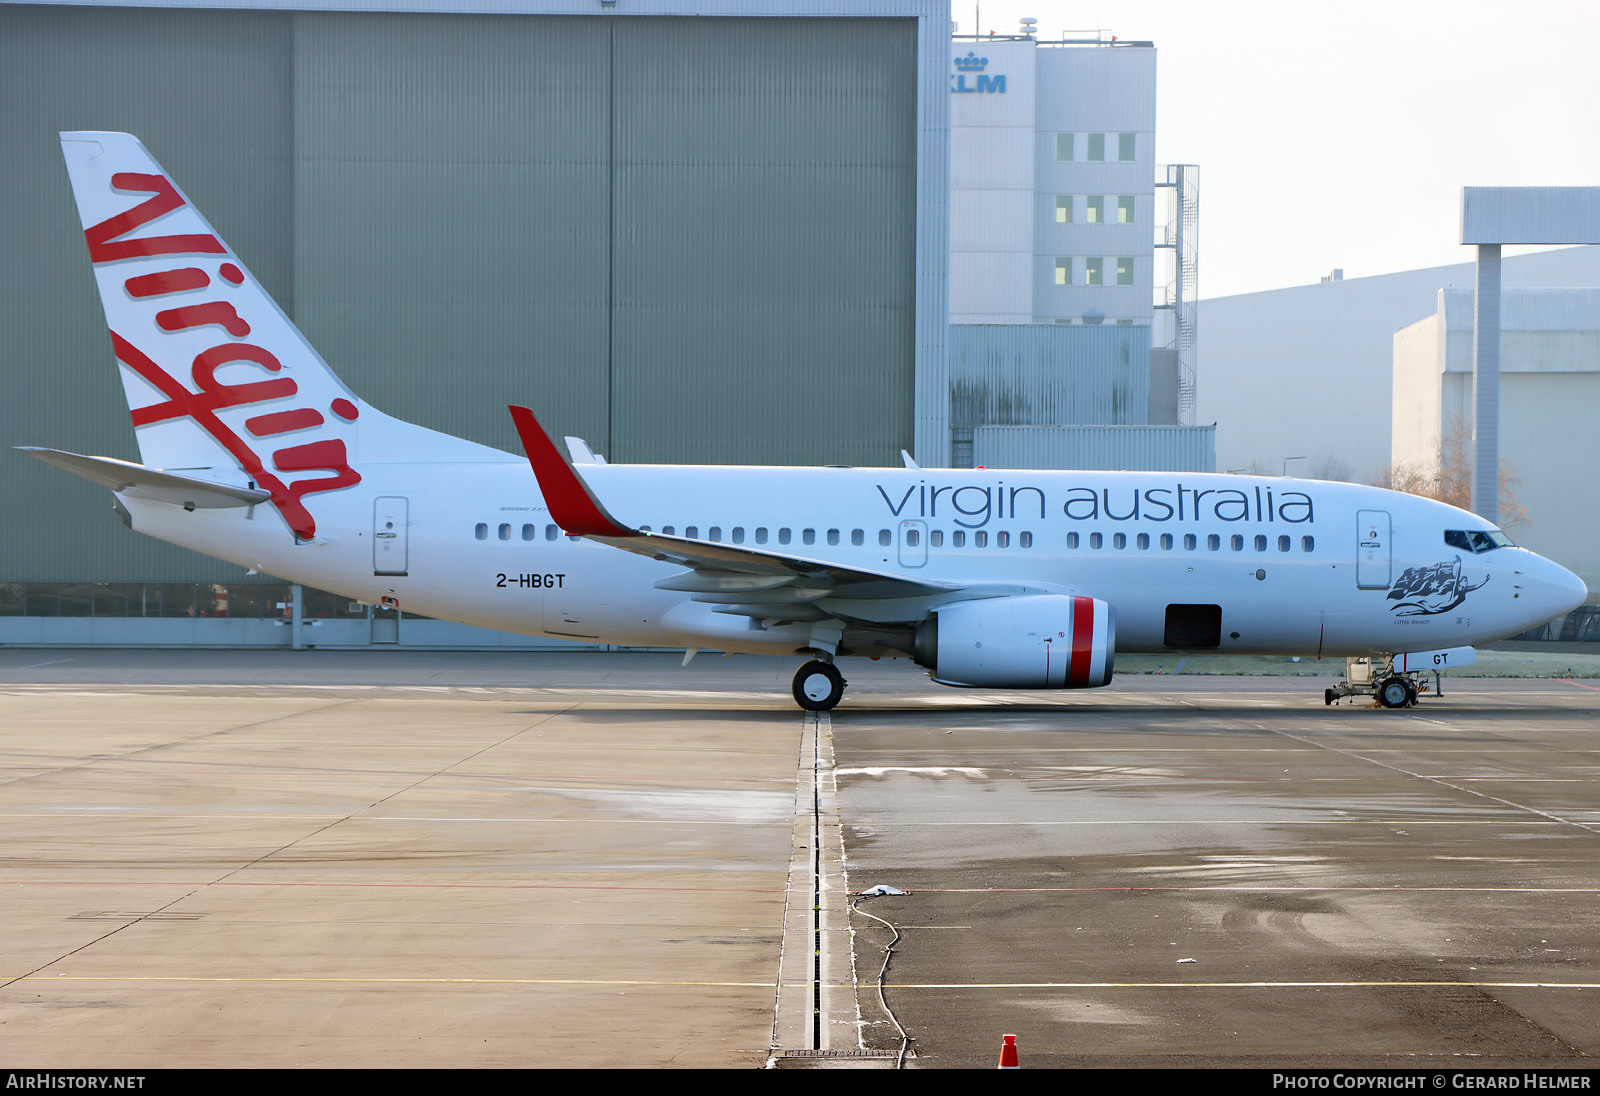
[1116,258,1134,286]
[1085,195,1103,224]
[1056,133,1074,161]
[1117,195,1134,224]
[1118,132,1135,161]
[1086,258,1104,285]
[1055,258,1072,286]
[1055,195,1072,224]
[1088,133,1105,161]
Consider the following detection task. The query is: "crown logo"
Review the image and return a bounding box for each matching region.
[953,51,988,72]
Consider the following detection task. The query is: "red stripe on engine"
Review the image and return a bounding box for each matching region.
[1068,596,1096,687]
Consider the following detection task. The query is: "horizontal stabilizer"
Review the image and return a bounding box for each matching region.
[20,447,270,509]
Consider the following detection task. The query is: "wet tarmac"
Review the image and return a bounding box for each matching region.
[1,650,1595,1070]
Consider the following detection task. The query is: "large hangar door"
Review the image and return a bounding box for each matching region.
[609,17,918,468]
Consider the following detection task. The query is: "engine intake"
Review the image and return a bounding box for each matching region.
[916,594,1115,689]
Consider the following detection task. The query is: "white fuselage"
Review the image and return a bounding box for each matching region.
[117,460,1583,662]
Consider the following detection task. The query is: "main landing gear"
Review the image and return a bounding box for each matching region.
[1324,655,1436,709]
[792,659,846,712]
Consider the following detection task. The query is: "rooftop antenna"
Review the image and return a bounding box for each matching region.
[1019,16,1038,36]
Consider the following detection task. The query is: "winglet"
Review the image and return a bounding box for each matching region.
[508,406,635,538]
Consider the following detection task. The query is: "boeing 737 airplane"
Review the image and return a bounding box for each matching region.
[26,133,1589,710]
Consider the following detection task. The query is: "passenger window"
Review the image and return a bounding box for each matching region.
[1136,532,1149,550]
[1207,534,1220,551]
[1230,535,1243,551]
[851,529,864,546]
[931,530,944,547]
[1278,535,1290,552]
[827,529,840,546]
[1160,533,1173,550]
[779,528,791,545]
[474,523,487,541]
[522,524,536,541]
[1184,534,1197,551]
[975,531,988,547]
[1254,535,1267,552]
[953,531,966,547]
[731,527,744,544]
[686,526,699,538]
[755,527,767,544]
[662,525,675,536]
[802,529,815,545]
[1090,532,1103,549]
[1302,536,1315,552]
[879,529,891,547]
[546,524,559,541]
[997,531,1010,548]
[709,526,722,542]
[1020,531,1032,548]
[1112,532,1125,549]
[1067,532,1079,549]
[906,529,920,547]
[498,524,511,541]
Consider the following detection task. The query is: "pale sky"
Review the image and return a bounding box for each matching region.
[956,0,1600,299]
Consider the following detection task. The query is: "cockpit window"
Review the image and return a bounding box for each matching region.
[1444,528,1515,554]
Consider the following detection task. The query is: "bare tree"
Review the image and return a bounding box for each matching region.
[1372,415,1529,532]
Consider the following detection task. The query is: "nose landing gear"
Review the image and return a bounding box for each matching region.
[792,659,846,711]
[1325,655,1435,708]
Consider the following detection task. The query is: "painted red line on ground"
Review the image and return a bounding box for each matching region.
[1557,678,1599,691]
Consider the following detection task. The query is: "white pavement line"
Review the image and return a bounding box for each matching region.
[1262,720,1600,838]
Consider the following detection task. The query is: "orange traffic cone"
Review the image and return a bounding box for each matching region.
[998,1033,1019,1069]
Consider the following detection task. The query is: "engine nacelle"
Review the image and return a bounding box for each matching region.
[916,594,1115,689]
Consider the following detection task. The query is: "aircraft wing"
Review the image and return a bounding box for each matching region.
[507,406,959,615]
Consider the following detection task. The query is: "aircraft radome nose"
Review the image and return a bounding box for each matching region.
[1552,562,1589,617]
